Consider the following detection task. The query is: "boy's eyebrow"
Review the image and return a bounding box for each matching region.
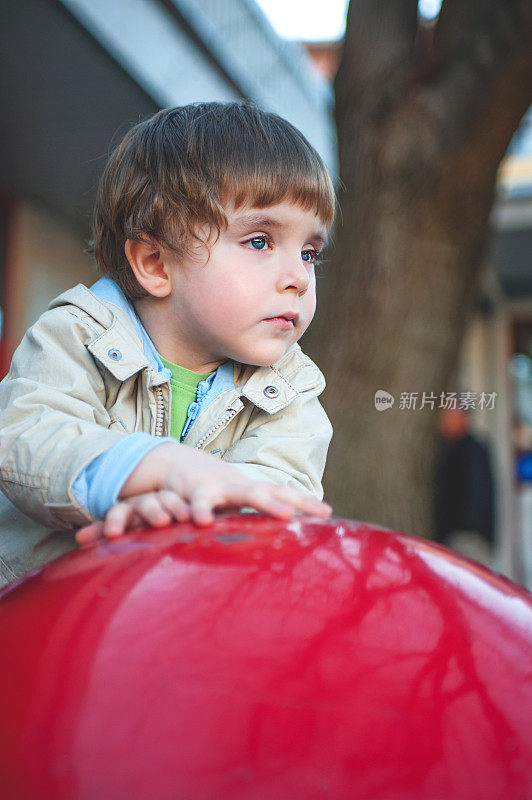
[231,213,329,246]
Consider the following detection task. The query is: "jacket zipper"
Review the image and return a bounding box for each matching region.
[194,408,238,450]
[153,386,166,436]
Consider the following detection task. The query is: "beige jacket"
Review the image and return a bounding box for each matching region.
[0,284,332,585]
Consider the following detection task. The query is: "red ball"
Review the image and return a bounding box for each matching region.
[0,516,531,799]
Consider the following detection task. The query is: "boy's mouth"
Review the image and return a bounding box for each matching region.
[264,312,299,330]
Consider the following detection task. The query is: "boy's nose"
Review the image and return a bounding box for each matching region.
[278,257,310,294]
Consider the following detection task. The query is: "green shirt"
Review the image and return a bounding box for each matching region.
[158,354,212,441]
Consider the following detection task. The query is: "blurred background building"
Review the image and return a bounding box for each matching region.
[1,0,531,585]
[468,108,532,586]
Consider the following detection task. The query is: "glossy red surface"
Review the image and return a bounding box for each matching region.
[0,516,531,799]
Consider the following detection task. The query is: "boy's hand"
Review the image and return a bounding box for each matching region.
[75,442,332,544]
[75,489,188,544]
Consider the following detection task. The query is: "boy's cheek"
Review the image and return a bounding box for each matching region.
[296,317,313,341]
[303,296,317,327]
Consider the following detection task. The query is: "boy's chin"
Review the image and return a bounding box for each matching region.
[238,344,296,369]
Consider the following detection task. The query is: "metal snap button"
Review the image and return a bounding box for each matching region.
[108,348,122,361]
[264,385,279,398]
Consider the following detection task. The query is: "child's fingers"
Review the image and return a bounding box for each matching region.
[157,490,191,523]
[178,481,294,525]
[189,486,216,526]
[102,502,135,538]
[75,521,105,545]
[214,481,296,519]
[218,481,331,519]
[243,484,296,518]
[104,495,172,537]
[269,485,332,517]
[76,484,330,545]
[81,492,188,544]
[132,494,173,528]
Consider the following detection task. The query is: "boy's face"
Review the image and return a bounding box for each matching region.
[164,200,328,372]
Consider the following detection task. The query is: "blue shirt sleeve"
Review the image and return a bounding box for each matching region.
[72,433,175,519]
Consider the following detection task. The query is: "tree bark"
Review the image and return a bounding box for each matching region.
[304,0,532,536]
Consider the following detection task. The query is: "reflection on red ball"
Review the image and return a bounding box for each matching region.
[0,516,531,799]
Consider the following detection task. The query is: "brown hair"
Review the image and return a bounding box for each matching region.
[91,102,337,299]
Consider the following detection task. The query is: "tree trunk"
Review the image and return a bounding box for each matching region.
[304,0,532,536]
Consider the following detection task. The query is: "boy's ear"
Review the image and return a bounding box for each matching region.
[125,237,173,298]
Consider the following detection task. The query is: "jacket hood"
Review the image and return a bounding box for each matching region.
[48,283,143,341]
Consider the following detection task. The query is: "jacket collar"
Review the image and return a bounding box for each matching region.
[48,280,169,383]
[48,280,302,412]
[237,363,299,413]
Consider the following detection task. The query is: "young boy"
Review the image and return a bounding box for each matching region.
[0,102,336,584]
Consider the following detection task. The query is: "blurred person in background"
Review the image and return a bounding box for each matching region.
[434,403,495,566]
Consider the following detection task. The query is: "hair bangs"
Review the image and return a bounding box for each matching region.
[217,156,336,230]
[212,113,336,229]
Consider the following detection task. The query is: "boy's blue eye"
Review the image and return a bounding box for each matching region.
[245,238,320,263]
[249,237,267,250]
[302,249,318,263]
